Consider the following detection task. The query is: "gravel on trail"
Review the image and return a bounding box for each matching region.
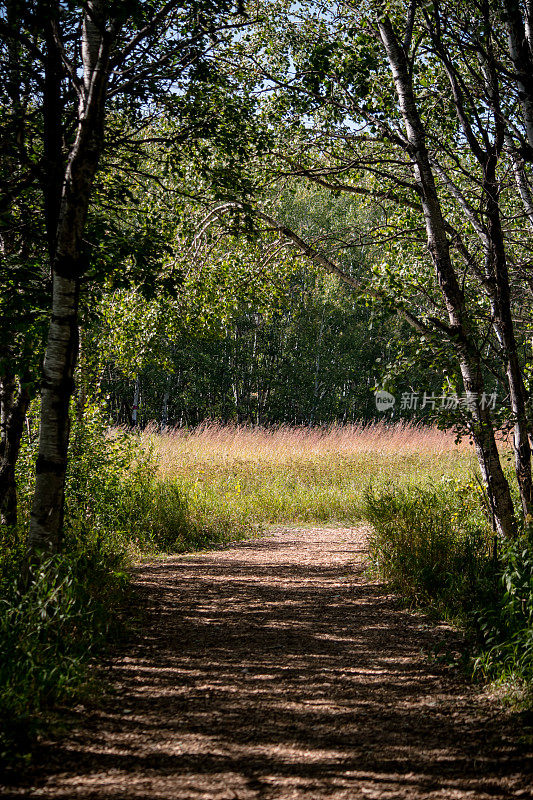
[3,526,533,799]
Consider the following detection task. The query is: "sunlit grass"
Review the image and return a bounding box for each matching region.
[148,421,478,524]
[148,421,531,705]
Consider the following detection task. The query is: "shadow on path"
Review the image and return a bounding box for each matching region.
[4,527,533,799]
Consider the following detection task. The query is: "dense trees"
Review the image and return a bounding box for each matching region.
[0,0,258,558]
[206,0,533,538]
[2,0,533,555]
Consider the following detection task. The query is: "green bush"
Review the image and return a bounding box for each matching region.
[365,477,533,702]
[0,401,252,766]
[0,545,129,763]
[62,404,252,555]
[147,478,251,551]
[365,479,496,616]
[474,532,533,687]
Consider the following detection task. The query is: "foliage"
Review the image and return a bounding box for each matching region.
[0,405,252,766]
[0,535,129,765]
[474,533,533,690]
[92,186,452,427]
[365,475,533,703]
[365,480,497,616]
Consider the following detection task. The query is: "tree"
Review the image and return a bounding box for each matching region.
[91,187,404,427]
[216,0,533,537]
[0,0,256,558]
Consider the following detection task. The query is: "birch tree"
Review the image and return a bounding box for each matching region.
[224,0,533,537]
[0,0,252,558]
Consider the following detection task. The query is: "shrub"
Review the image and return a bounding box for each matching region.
[365,476,533,702]
[0,546,129,763]
[474,532,533,688]
[1,403,252,766]
[365,479,496,616]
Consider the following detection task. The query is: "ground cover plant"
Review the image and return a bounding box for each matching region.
[0,409,250,766]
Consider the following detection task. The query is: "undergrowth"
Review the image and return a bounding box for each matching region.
[0,406,252,767]
[365,478,533,704]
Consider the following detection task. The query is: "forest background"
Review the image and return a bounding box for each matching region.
[2,0,533,764]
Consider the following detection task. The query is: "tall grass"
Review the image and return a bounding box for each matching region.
[150,421,475,524]
[365,479,497,615]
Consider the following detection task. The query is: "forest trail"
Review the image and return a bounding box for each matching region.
[6,527,533,799]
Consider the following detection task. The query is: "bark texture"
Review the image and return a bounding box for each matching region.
[504,0,533,149]
[0,368,30,527]
[378,15,517,538]
[28,275,79,552]
[28,0,112,557]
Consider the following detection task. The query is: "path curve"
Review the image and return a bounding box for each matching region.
[5,526,533,799]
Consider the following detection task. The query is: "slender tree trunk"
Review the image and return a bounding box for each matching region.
[484,167,533,517]
[503,0,533,148]
[378,15,517,537]
[27,0,112,559]
[132,375,140,426]
[0,370,30,527]
[161,375,170,428]
[28,275,79,553]
[76,324,88,425]
[506,136,533,231]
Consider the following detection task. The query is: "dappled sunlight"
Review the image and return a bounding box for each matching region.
[10,527,531,799]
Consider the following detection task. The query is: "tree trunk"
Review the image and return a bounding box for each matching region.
[0,370,30,527]
[484,168,533,517]
[27,0,112,559]
[27,275,79,553]
[161,376,170,428]
[503,0,533,148]
[378,15,517,538]
[132,375,140,426]
[76,325,88,426]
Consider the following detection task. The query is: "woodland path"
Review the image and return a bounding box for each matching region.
[4,526,533,799]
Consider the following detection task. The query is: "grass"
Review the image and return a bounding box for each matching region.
[150,421,476,524]
[364,479,497,616]
[0,530,129,765]
[151,421,532,703]
[3,416,530,765]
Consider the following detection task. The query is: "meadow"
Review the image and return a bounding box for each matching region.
[1,418,531,766]
[150,421,478,525]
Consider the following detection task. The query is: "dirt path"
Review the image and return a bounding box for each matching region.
[5,526,533,799]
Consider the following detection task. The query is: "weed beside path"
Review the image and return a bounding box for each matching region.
[4,527,533,799]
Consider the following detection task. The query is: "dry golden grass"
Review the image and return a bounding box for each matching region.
[146,422,477,525]
[154,420,469,463]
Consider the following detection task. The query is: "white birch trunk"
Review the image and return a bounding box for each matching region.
[28,275,79,552]
[132,375,140,426]
[378,15,517,538]
[27,0,113,559]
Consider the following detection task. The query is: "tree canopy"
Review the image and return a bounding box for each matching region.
[2,0,533,553]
